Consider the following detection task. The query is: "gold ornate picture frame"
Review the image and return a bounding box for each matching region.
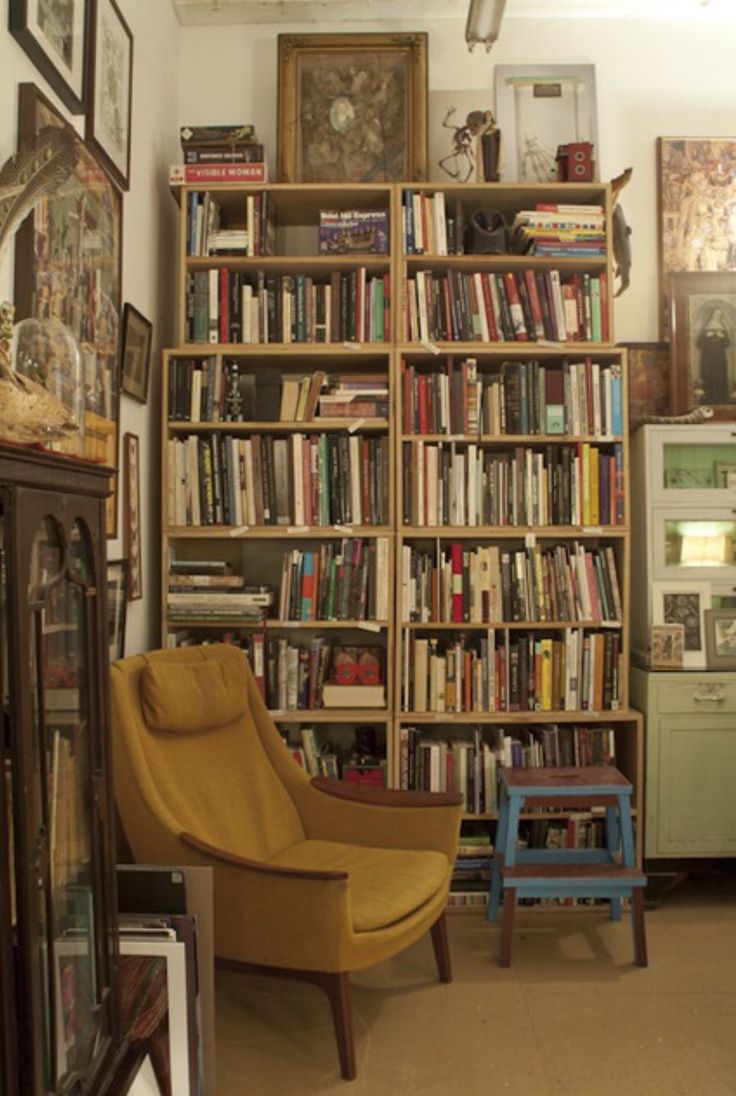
[277,32,428,184]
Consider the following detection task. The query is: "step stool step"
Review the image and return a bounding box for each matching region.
[502,864,646,884]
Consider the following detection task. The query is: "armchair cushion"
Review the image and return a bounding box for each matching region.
[141,658,248,734]
[267,840,449,932]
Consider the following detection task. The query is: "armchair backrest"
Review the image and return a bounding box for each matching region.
[110,644,307,863]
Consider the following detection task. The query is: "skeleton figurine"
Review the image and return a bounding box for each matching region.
[438,108,497,183]
[225,360,244,422]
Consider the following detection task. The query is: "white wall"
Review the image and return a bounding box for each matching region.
[0,0,181,655]
[178,11,736,342]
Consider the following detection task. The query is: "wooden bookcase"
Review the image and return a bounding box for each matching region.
[161,181,643,908]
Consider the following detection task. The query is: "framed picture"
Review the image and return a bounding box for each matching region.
[622,341,670,428]
[650,623,684,670]
[652,580,711,669]
[494,64,598,183]
[714,461,736,489]
[657,137,736,338]
[277,32,428,184]
[15,82,123,537]
[106,558,127,662]
[704,608,736,669]
[9,0,89,114]
[669,271,736,419]
[120,304,152,403]
[123,433,142,601]
[86,0,133,190]
[428,90,498,183]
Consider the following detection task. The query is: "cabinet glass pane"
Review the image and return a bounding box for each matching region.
[662,443,736,490]
[664,519,736,568]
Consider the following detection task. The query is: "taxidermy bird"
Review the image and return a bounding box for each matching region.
[610,166,633,297]
[0,126,79,444]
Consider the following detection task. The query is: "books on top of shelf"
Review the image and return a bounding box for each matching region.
[318,210,388,254]
[180,124,257,145]
[170,162,268,186]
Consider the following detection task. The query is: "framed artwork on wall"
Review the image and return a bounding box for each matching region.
[123,433,142,601]
[622,341,671,426]
[14,82,123,537]
[669,271,736,419]
[9,0,89,114]
[106,558,127,662]
[86,0,133,190]
[657,137,736,338]
[494,64,598,183]
[120,303,152,404]
[652,580,711,669]
[704,608,736,670]
[277,32,428,184]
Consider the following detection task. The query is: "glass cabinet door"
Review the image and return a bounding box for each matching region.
[653,510,736,581]
[28,515,110,1093]
[651,432,736,502]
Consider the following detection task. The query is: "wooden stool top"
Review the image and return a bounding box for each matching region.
[500,766,632,795]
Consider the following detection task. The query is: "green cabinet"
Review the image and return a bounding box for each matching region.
[631,666,736,857]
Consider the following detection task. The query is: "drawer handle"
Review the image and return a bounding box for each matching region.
[693,687,726,703]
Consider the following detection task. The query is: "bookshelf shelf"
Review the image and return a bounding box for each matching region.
[162,180,642,884]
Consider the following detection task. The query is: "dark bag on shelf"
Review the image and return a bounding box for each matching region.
[464,209,509,255]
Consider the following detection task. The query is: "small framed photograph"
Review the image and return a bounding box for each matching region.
[494,64,598,183]
[650,623,684,670]
[120,304,153,404]
[670,271,736,419]
[123,433,142,601]
[277,32,428,183]
[9,0,89,114]
[714,461,736,489]
[704,608,736,669]
[622,341,670,427]
[106,558,127,662]
[652,581,711,669]
[86,0,133,190]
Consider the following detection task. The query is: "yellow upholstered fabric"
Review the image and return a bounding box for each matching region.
[141,657,247,733]
[268,840,449,932]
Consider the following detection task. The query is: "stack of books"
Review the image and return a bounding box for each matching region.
[317,374,389,419]
[510,203,606,258]
[170,123,267,185]
[167,560,272,623]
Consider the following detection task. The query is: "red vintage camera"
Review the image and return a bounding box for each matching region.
[556,142,595,182]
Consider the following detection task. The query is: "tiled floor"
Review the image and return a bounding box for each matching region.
[214,870,736,1095]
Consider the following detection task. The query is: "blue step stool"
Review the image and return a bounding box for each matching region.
[487,766,648,967]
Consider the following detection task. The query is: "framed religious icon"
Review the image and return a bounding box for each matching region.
[9,0,89,114]
[120,303,153,403]
[669,272,736,419]
[86,0,133,190]
[277,32,428,184]
[123,433,142,600]
[657,137,736,338]
[15,82,123,537]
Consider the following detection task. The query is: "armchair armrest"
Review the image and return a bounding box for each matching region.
[311,778,463,809]
[180,832,347,882]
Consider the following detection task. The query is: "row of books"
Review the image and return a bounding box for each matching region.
[400,357,624,438]
[402,189,467,255]
[185,190,275,257]
[167,433,390,528]
[398,722,617,811]
[185,268,391,345]
[401,541,623,625]
[510,204,606,257]
[49,726,86,893]
[405,268,610,345]
[401,629,623,713]
[401,441,625,528]
[278,538,390,622]
[244,635,385,710]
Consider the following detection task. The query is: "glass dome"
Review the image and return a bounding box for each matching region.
[11,317,85,457]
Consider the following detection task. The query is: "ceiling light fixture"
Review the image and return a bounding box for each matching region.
[465,0,507,51]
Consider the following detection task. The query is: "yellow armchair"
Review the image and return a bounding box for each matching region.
[110,644,463,1079]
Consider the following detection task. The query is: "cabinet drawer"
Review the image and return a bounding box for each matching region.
[655,678,736,714]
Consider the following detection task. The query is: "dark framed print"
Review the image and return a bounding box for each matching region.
[9,0,89,114]
[669,272,736,419]
[622,341,670,427]
[704,608,736,670]
[123,433,141,601]
[120,303,152,403]
[652,580,711,669]
[277,32,428,184]
[86,0,133,190]
[15,82,123,537]
[106,558,127,662]
[657,137,736,338]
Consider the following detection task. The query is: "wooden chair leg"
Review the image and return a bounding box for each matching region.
[430,913,452,983]
[323,972,357,1081]
[499,886,516,968]
[631,888,648,968]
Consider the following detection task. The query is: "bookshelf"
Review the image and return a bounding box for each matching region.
[162,180,643,907]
